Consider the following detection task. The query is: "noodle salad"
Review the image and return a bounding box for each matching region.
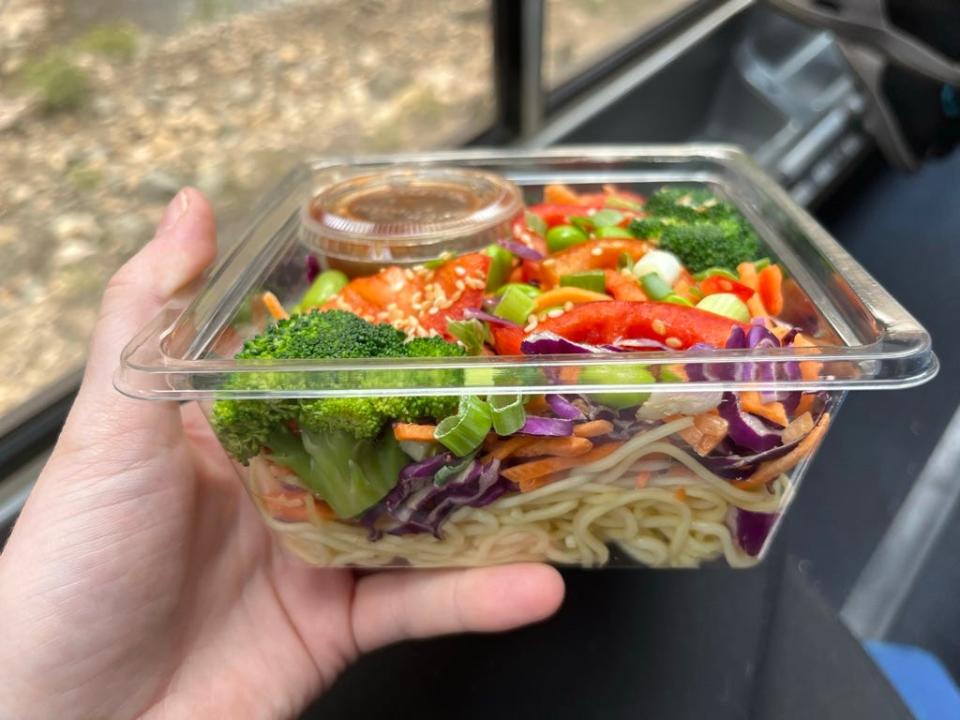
[212,183,832,568]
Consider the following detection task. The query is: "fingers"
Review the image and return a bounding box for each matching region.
[61,188,217,450]
[350,564,564,653]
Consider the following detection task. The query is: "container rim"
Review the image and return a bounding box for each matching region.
[115,144,938,401]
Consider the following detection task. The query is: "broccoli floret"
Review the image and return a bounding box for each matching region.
[212,311,466,460]
[266,425,408,518]
[628,216,680,240]
[237,309,407,360]
[378,335,465,423]
[404,336,466,358]
[297,397,387,440]
[658,221,761,273]
[643,187,738,223]
[211,397,297,463]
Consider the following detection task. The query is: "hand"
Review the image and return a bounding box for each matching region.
[0,189,564,720]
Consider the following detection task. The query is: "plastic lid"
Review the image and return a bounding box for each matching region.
[301,166,522,264]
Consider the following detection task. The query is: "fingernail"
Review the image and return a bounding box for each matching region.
[156,189,190,235]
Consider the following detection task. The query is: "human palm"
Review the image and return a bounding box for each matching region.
[0,190,564,720]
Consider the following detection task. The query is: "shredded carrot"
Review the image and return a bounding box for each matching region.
[573,419,615,438]
[735,413,831,490]
[737,262,759,291]
[482,435,535,462]
[508,266,525,284]
[758,264,784,316]
[544,183,581,205]
[557,366,581,384]
[533,287,612,312]
[514,436,593,458]
[524,395,551,415]
[740,391,789,427]
[674,487,688,502]
[309,497,337,521]
[635,471,652,489]
[262,291,289,321]
[392,423,437,442]
[791,333,824,381]
[782,411,814,445]
[737,262,768,317]
[794,393,815,418]
[504,442,625,491]
[519,470,569,494]
[604,269,647,302]
[746,294,768,318]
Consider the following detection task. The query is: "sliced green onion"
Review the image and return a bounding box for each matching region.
[640,272,672,301]
[494,285,537,325]
[692,267,739,281]
[546,224,589,252]
[590,208,624,227]
[617,252,635,272]
[488,393,526,435]
[579,364,656,409]
[696,292,750,322]
[424,252,454,270]
[434,396,492,456]
[568,215,594,234]
[595,225,633,239]
[494,282,541,298]
[753,257,771,271]
[295,269,348,312]
[447,318,487,355]
[604,195,644,212]
[560,270,607,294]
[484,244,514,292]
[664,293,693,306]
[434,453,478,486]
[524,210,547,237]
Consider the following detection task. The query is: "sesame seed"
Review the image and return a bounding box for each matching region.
[454,266,467,277]
[412,291,423,302]
[391,282,405,292]
[428,307,440,315]
[547,308,564,319]
[454,279,465,291]
[665,337,683,349]
[403,269,415,280]
[543,259,556,266]
[590,247,603,257]
[386,302,397,311]
[652,319,667,336]
[563,301,574,311]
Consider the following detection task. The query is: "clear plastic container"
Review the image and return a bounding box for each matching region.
[117,146,937,569]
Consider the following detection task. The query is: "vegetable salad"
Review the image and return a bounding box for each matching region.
[212,183,832,567]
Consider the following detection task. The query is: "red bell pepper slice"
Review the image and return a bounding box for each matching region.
[534,301,749,350]
[418,252,490,338]
[527,203,605,228]
[540,238,650,288]
[490,325,525,356]
[698,274,756,302]
[490,301,749,355]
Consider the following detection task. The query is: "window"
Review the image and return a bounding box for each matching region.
[0,0,493,418]
[544,0,700,89]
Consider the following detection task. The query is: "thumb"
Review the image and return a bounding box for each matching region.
[61,188,217,452]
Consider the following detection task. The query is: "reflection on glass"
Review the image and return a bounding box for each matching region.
[0,0,492,417]
[544,0,698,88]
